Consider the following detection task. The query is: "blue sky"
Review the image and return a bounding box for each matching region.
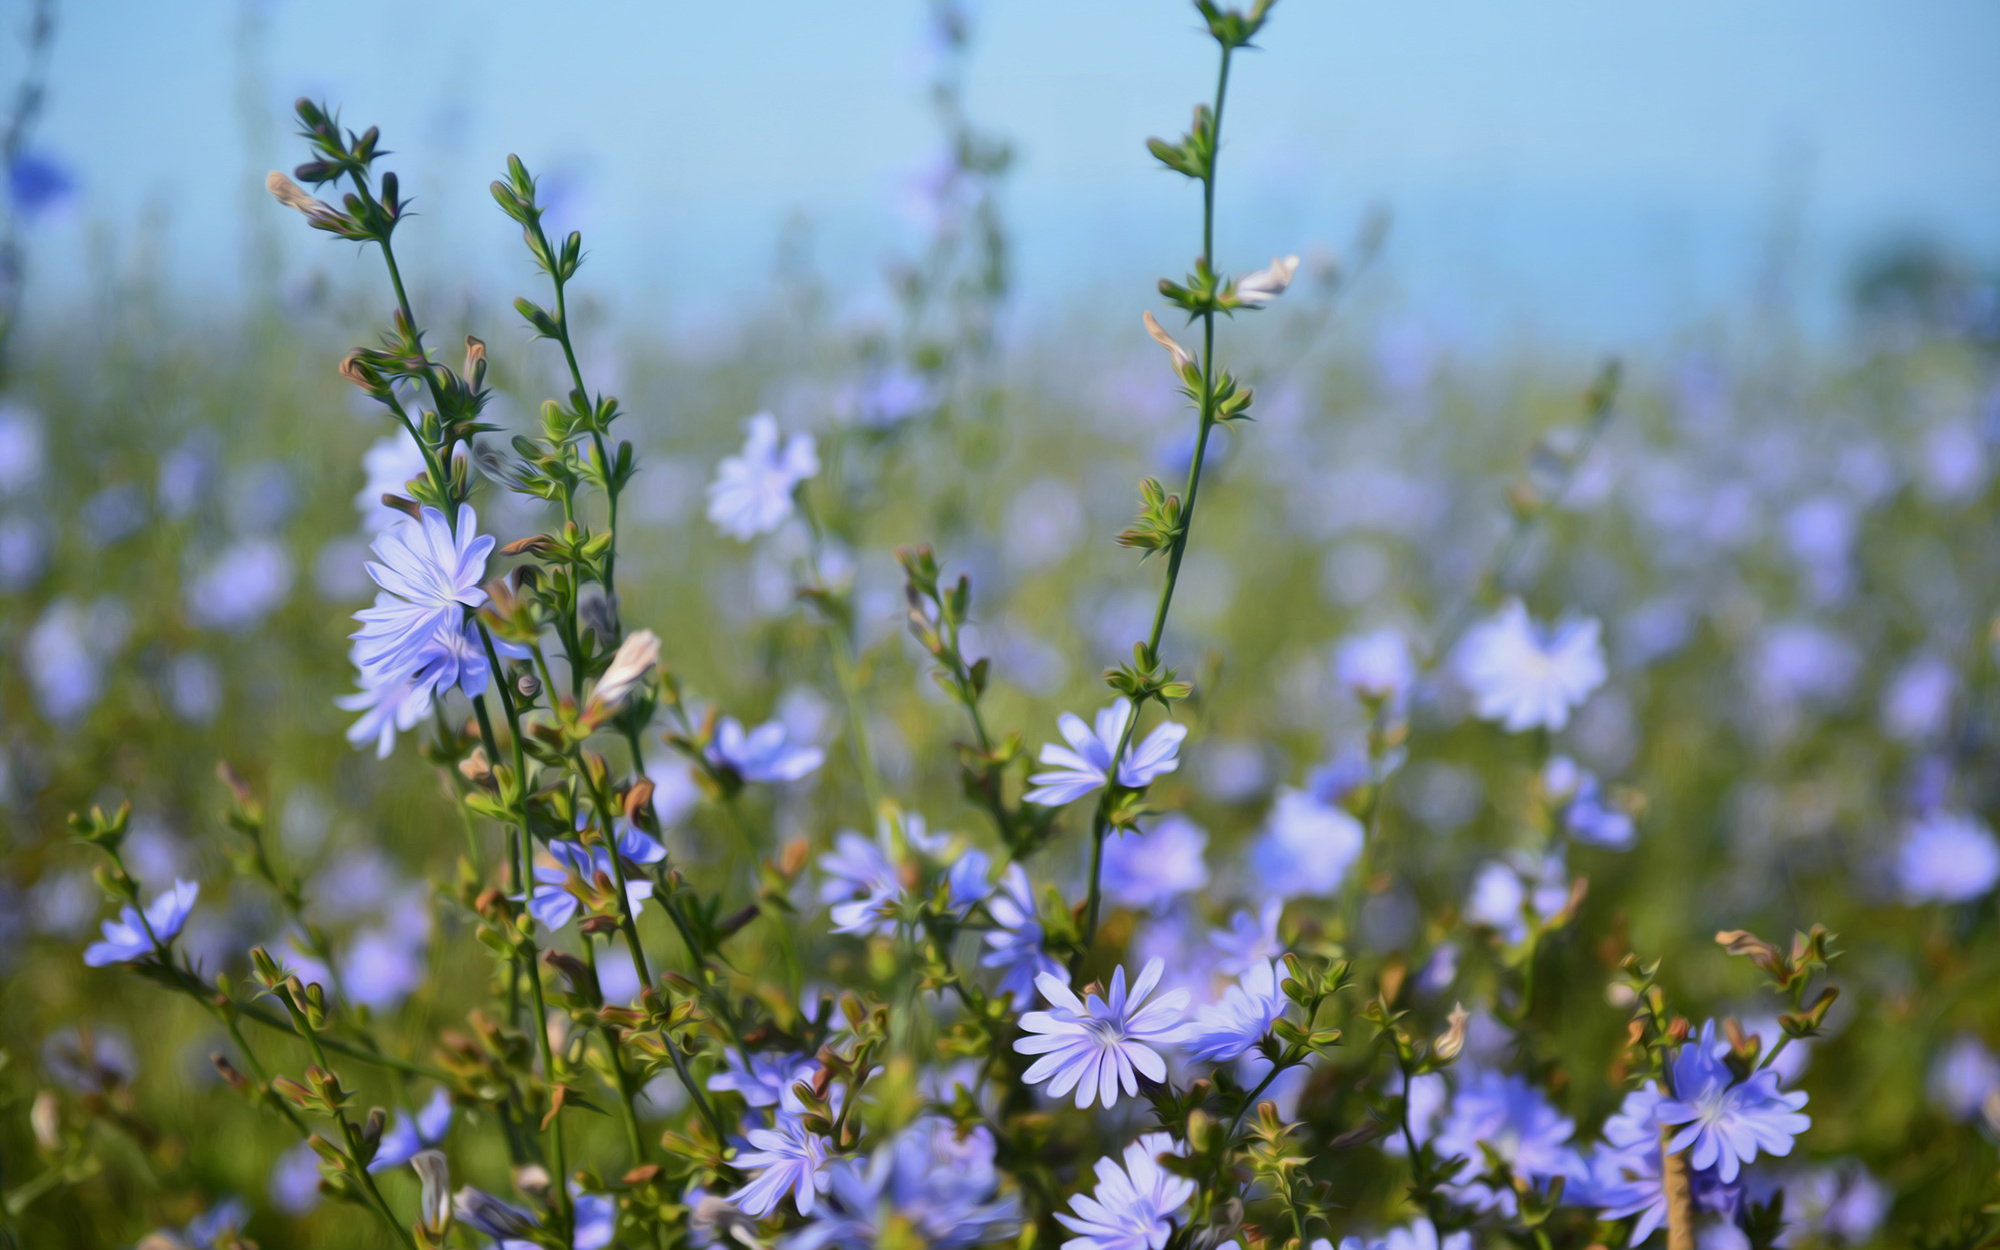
[12,0,2000,352]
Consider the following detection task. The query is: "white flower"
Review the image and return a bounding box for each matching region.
[706,413,819,541]
[1014,958,1190,1109]
[1454,598,1605,732]
[1024,699,1187,807]
[1054,1132,1193,1250]
[1187,960,1288,1063]
[1233,254,1300,306]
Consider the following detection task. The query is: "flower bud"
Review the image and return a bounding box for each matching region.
[265,170,335,221]
[511,1164,552,1200]
[411,1150,453,1236]
[590,629,660,713]
[31,1090,61,1152]
[1233,253,1300,306]
[1432,1002,1471,1064]
[464,336,487,389]
[1143,309,1196,374]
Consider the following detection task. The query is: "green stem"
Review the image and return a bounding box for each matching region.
[1077,43,1236,966]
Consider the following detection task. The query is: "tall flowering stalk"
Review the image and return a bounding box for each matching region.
[1075,0,1293,958]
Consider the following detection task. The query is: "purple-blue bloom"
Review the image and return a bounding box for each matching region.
[784,1117,1019,1249]
[526,841,654,932]
[83,879,198,967]
[1024,699,1186,807]
[1187,960,1287,1063]
[1054,1131,1192,1250]
[1656,1020,1811,1183]
[1014,957,1190,1109]
[707,413,820,541]
[1432,1069,1585,1213]
[1248,787,1363,901]
[1210,899,1284,976]
[1100,814,1209,912]
[981,864,1065,1002]
[1897,811,2000,904]
[707,715,825,784]
[708,1049,819,1109]
[732,1112,832,1216]
[369,1086,453,1171]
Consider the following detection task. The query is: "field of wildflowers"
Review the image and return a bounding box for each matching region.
[2,3,1998,1249]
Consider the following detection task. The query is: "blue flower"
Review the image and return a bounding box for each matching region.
[526,841,654,932]
[708,1050,819,1109]
[1014,958,1190,1109]
[453,1188,540,1242]
[1656,1021,1810,1183]
[818,827,904,938]
[707,715,825,784]
[1454,598,1605,733]
[350,503,494,682]
[1100,814,1209,912]
[1898,811,2000,904]
[7,151,76,218]
[270,1139,323,1215]
[1187,960,1288,1063]
[1463,853,1571,944]
[83,879,198,967]
[1541,756,1635,850]
[707,413,819,541]
[1432,1069,1585,1213]
[1247,787,1363,900]
[732,1112,832,1217]
[369,1086,453,1171]
[980,864,1065,1002]
[1024,699,1186,807]
[186,538,294,633]
[1054,1131,1192,1250]
[783,1117,1018,1249]
[354,435,431,532]
[572,1186,616,1250]
[149,1196,250,1250]
[1334,625,1415,704]
[1210,899,1284,976]
[1928,1034,2000,1121]
[340,503,502,754]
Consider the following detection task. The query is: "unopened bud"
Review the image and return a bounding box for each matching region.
[512,1163,552,1199]
[265,170,334,221]
[463,336,487,388]
[411,1149,452,1236]
[516,671,541,699]
[210,1052,250,1091]
[458,748,493,787]
[623,777,655,821]
[380,493,421,521]
[31,1090,61,1152]
[1432,1002,1471,1064]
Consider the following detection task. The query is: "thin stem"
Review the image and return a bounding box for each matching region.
[1078,43,1237,965]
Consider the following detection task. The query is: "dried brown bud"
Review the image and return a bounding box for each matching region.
[458,748,493,786]
[265,170,334,220]
[622,1163,662,1185]
[623,778,655,821]
[380,493,421,521]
